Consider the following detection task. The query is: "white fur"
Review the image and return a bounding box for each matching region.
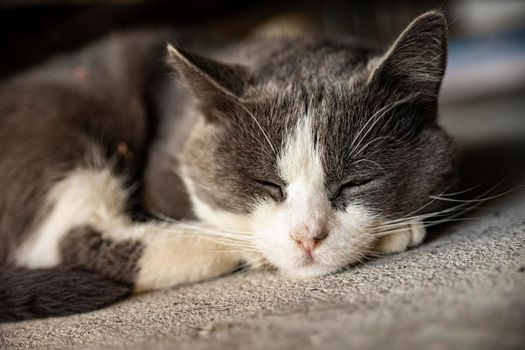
[15,168,128,268]
[376,220,426,254]
[250,115,378,278]
[277,115,330,247]
[15,167,248,292]
[133,223,244,291]
[180,165,252,233]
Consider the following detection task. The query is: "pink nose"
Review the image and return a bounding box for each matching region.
[292,232,328,255]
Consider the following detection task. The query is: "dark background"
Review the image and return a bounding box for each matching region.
[0,0,455,79]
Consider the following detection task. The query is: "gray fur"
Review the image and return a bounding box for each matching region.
[0,31,170,264]
[170,10,456,218]
[0,267,131,323]
[60,226,144,284]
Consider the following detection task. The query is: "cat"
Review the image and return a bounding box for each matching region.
[0,10,456,322]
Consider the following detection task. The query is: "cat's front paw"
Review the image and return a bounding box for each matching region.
[376,220,426,254]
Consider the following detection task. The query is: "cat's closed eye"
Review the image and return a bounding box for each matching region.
[255,179,285,201]
[336,177,377,198]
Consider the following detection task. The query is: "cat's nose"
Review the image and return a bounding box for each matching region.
[291,231,328,255]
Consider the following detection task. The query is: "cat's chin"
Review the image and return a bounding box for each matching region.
[280,262,341,280]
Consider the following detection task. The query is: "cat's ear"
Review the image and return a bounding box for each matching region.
[166,44,247,114]
[368,11,448,102]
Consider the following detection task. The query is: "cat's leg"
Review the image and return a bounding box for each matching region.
[15,167,255,292]
[375,220,426,254]
[60,222,252,292]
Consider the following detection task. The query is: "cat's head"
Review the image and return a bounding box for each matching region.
[169,11,457,277]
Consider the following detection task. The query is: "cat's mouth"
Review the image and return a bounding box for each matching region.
[285,256,337,279]
[300,254,315,265]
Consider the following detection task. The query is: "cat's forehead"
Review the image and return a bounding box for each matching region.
[249,79,372,144]
[216,42,425,180]
[252,80,364,122]
[249,39,376,84]
[237,78,407,180]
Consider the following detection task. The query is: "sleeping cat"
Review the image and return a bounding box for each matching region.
[0,11,456,322]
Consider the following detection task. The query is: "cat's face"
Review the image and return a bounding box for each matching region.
[171,11,456,277]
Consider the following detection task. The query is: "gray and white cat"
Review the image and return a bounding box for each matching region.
[0,11,456,321]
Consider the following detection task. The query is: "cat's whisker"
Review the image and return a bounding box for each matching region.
[421,216,480,228]
[372,214,432,229]
[243,128,274,159]
[390,183,457,222]
[371,201,478,230]
[370,227,413,238]
[197,235,255,246]
[429,185,521,203]
[350,254,366,266]
[420,184,516,228]
[363,250,382,259]
[377,214,481,240]
[175,224,254,240]
[183,233,253,245]
[351,158,384,172]
[204,240,258,252]
[152,211,254,237]
[350,102,394,153]
[377,195,486,226]
[373,195,501,240]
[436,182,485,197]
[412,181,521,223]
[177,224,253,238]
[374,203,475,229]
[352,135,398,159]
[158,226,257,250]
[350,93,420,158]
[213,248,260,254]
[232,99,277,156]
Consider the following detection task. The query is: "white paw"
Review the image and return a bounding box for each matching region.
[376,220,426,254]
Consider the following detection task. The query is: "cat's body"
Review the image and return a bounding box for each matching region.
[0,11,457,322]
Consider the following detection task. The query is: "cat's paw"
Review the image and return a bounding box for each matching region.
[376,220,426,254]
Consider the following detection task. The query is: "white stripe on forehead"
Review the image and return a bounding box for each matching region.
[278,115,324,193]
